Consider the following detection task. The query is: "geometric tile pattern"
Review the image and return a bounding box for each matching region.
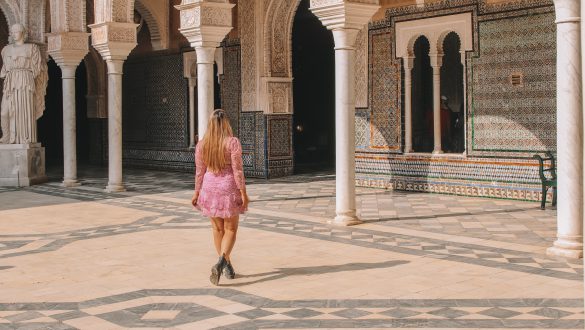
[355,153,551,201]
[368,28,402,150]
[1,166,582,329]
[0,289,582,329]
[357,2,557,200]
[222,42,241,137]
[15,168,581,282]
[240,111,268,178]
[267,114,294,178]
[470,12,556,156]
[120,53,192,171]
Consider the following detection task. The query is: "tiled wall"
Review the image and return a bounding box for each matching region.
[121,52,194,171]
[356,1,556,201]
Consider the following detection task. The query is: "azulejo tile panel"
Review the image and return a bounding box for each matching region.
[369,28,402,151]
[355,152,549,201]
[222,42,241,136]
[469,12,556,156]
[119,53,191,171]
[267,115,292,158]
[240,111,268,178]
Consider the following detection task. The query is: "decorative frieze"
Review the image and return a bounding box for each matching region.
[89,22,137,60]
[175,0,234,47]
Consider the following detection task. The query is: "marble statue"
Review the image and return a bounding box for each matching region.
[0,23,48,144]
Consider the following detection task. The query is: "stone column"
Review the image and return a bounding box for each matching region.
[331,28,360,225]
[196,47,216,138]
[548,0,583,259]
[188,77,197,147]
[430,54,443,154]
[176,0,234,139]
[104,59,126,192]
[89,22,137,193]
[47,32,90,187]
[404,56,414,153]
[311,0,380,226]
[183,51,197,147]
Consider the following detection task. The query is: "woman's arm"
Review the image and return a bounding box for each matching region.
[192,143,207,206]
[230,138,249,208]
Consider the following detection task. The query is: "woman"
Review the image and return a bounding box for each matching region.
[191,109,249,286]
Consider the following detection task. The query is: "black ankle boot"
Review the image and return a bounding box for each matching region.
[210,255,226,286]
[223,261,236,279]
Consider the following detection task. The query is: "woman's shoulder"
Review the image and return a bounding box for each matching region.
[227,136,241,150]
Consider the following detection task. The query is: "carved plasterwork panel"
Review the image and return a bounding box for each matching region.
[267,82,292,114]
[0,0,20,27]
[263,0,300,77]
[94,0,133,24]
[355,26,368,108]
[27,0,46,43]
[240,0,256,111]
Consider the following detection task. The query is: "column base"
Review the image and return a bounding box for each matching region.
[546,238,583,259]
[62,179,81,188]
[432,149,444,154]
[105,184,126,193]
[0,143,48,187]
[329,212,362,226]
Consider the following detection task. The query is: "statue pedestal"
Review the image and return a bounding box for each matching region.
[0,143,47,187]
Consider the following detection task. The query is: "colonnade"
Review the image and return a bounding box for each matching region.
[43,0,584,260]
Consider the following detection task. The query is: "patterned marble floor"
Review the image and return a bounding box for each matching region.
[0,167,582,329]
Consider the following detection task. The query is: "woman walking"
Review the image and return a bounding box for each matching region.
[192,109,249,285]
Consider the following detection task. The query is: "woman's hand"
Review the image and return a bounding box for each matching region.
[241,191,250,209]
[191,192,199,207]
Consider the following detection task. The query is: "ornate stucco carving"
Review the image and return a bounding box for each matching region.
[240,0,257,111]
[355,26,368,108]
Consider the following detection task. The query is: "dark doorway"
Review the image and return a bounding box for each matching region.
[412,36,433,153]
[214,62,221,109]
[76,62,91,164]
[440,32,464,153]
[38,60,91,168]
[38,60,64,166]
[292,0,335,173]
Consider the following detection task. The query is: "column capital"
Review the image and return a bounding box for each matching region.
[553,0,581,23]
[310,0,380,31]
[195,46,217,64]
[403,56,415,70]
[105,59,125,75]
[175,0,235,48]
[47,32,90,69]
[429,53,443,69]
[89,22,137,62]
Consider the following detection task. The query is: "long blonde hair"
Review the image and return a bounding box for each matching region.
[200,109,234,172]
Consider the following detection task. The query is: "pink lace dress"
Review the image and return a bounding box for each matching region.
[194,137,247,218]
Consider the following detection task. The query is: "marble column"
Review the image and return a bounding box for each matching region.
[47,32,90,188]
[548,0,583,259]
[60,66,81,187]
[105,60,125,193]
[310,0,380,226]
[175,0,234,140]
[404,57,414,153]
[188,77,197,147]
[330,28,361,226]
[430,54,443,154]
[89,22,137,193]
[581,0,585,265]
[196,46,216,139]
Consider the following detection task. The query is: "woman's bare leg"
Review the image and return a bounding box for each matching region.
[221,216,239,262]
[210,217,225,256]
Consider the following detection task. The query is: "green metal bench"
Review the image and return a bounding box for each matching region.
[533,152,557,210]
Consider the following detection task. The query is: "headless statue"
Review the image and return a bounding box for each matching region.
[0,23,48,144]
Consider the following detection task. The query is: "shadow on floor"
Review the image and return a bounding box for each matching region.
[219,260,409,287]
